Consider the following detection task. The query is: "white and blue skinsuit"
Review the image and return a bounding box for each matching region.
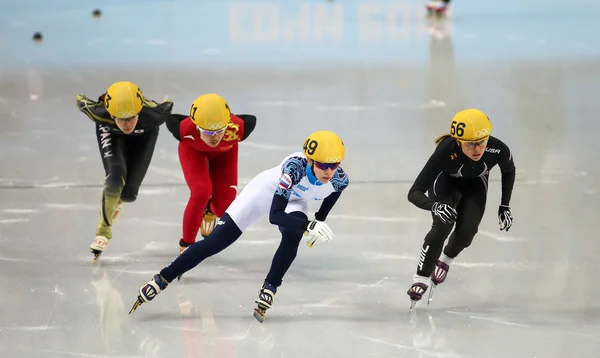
[158,151,350,287]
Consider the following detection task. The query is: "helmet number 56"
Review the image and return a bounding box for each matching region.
[451,121,465,137]
[303,139,319,155]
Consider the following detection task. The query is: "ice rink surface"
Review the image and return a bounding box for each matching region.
[1,0,599,357]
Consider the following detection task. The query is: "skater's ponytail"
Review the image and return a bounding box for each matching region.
[434,133,451,145]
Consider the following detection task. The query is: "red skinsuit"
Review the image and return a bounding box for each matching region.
[178,114,245,244]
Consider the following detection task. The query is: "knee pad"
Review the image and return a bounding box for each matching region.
[120,185,139,203]
[105,165,126,196]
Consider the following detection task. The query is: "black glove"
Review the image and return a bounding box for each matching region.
[160,100,174,113]
[498,205,513,231]
[431,202,458,224]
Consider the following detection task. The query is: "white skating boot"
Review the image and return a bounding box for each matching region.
[253,282,277,323]
[407,275,430,311]
[129,274,169,314]
[90,235,109,264]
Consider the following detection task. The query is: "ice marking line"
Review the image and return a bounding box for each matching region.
[1,325,56,331]
[327,214,418,222]
[0,218,29,224]
[446,311,529,327]
[43,203,97,210]
[1,208,38,214]
[478,230,523,242]
[0,256,29,262]
[362,253,537,270]
[24,349,139,358]
[33,182,82,188]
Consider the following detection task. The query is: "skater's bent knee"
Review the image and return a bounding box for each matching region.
[120,186,139,202]
[105,166,126,192]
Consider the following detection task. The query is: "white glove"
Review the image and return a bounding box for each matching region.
[305,220,334,248]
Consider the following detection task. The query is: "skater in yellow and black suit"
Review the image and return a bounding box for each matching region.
[406,108,516,308]
[76,81,174,263]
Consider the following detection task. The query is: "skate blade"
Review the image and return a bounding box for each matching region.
[91,250,102,264]
[253,308,266,323]
[409,299,418,312]
[177,274,184,282]
[427,284,437,305]
[129,297,143,314]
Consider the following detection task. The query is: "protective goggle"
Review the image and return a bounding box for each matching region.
[196,126,227,137]
[462,138,488,148]
[314,161,340,171]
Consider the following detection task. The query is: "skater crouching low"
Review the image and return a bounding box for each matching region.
[129,130,349,322]
[406,108,516,309]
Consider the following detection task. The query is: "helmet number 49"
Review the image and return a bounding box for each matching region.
[303,139,319,155]
[451,121,465,137]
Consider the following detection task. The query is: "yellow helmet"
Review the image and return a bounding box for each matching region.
[104,81,144,119]
[189,94,231,130]
[302,130,345,163]
[450,108,492,142]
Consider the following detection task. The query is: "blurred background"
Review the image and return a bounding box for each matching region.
[0,0,599,357]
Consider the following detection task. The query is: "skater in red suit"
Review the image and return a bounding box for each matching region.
[165,94,256,252]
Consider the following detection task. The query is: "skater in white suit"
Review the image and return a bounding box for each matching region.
[129,130,349,323]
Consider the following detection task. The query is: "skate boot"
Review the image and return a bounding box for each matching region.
[90,235,109,264]
[200,209,217,238]
[179,239,191,254]
[407,275,430,311]
[428,260,450,304]
[129,274,169,314]
[253,282,277,323]
[426,0,448,17]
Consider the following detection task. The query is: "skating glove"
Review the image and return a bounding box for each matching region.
[431,202,458,224]
[305,220,334,248]
[498,205,513,231]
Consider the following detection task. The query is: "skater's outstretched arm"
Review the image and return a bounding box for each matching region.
[314,167,349,221]
[497,141,516,206]
[75,94,114,124]
[76,92,174,128]
[236,114,257,140]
